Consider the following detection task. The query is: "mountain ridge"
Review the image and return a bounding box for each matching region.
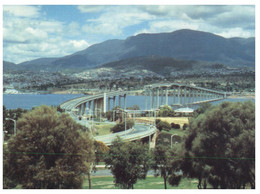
[5,29,255,72]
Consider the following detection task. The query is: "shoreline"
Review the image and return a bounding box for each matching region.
[227,95,255,100]
[4,92,255,99]
[4,90,255,99]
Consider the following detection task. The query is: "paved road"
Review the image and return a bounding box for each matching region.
[60,92,157,145]
[92,169,155,176]
[94,124,156,146]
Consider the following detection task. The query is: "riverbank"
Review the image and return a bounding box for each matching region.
[4,88,255,99]
[228,94,255,99]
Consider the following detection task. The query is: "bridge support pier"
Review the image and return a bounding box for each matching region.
[118,95,121,108]
[161,89,164,107]
[83,103,86,115]
[151,90,155,109]
[103,93,107,113]
[113,96,116,109]
[156,89,160,109]
[88,101,92,117]
[165,88,168,106]
[108,97,111,111]
[177,86,180,105]
[172,88,175,104]
[145,89,148,110]
[124,94,127,110]
[184,87,187,105]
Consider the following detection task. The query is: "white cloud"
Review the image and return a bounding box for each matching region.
[82,6,155,36]
[67,22,81,36]
[149,20,199,33]
[216,28,254,38]
[4,38,90,64]
[77,5,107,13]
[3,5,255,64]
[3,5,90,63]
[208,6,255,29]
[3,5,41,18]
[38,21,64,34]
[3,17,64,45]
[68,40,90,50]
[138,5,255,31]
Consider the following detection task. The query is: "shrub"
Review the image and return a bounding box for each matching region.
[158,105,175,117]
[174,124,181,129]
[156,119,161,125]
[110,120,134,133]
[156,120,171,131]
[183,123,189,130]
[171,123,181,129]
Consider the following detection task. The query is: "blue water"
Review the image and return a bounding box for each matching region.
[3,94,255,110]
[3,94,84,109]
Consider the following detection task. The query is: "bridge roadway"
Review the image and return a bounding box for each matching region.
[60,84,226,145]
[60,91,157,146]
[145,83,226,95]
[60,91,127,112]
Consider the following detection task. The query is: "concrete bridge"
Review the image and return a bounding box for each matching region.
[60,83,226,145]
[60,90,127,117]
[144,83,227,110]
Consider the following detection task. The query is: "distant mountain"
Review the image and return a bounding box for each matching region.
[3,61,21,72]
[9,29,255,72]
[99,55,197,73]
[92,55,225,77]
[18,58,58,71]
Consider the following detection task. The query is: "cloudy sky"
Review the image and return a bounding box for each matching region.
[3,5,255,64]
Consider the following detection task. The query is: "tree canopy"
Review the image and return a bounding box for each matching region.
[181,101,255,189]
[156,120,171,131]
[151,144,182,189]
[3,106,28,140]
[158,105,175,117]
[3,105,95,189]
[110,119,134,133]
[105,138,150,189]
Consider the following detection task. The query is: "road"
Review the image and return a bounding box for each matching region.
[60,92,157,146]
[94,124,156,146]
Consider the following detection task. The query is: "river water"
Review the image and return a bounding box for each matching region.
[3,94,254,110]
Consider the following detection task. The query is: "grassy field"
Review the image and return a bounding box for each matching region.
[166,128,187,137]
[92,117,189,137]
[93,123,115,136]
[158,117,189,127]
[83,176,198,189]
[138,117,189,127]
[156,126,188,147]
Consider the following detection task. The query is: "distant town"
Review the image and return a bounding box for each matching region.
[3,65,255,97]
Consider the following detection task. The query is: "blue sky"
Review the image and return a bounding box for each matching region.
[3,5,255,64]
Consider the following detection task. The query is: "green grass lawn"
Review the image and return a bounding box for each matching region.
[156,129,187,147]
[93,123,115,136]
[166,128,187,137]
[83,176,198,189]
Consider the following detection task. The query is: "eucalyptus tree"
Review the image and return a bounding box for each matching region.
[182,101,255,189]
[3,105,95,189]
[105,138,150,189]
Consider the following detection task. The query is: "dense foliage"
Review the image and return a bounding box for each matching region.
[158,105,175,117]
[3,106,95,189]
[171,123,181,129]
[156,120,171,131]
[110,119,134,133]
[94,140,109,164]
[105,138,150,189]
[151,145,182,189]
[181,101,255,189]
[3,106,28,140]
